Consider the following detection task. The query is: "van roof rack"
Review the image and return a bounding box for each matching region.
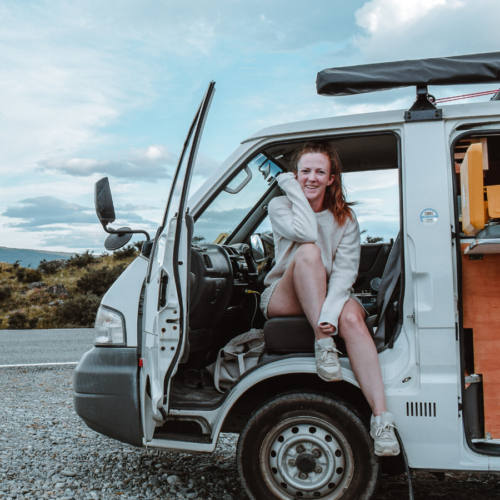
[317,52,500,122]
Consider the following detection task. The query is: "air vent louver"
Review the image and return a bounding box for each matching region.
[202,254,212,268]
[406,402,437,417]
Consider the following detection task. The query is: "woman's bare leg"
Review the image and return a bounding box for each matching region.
[338,299,387,416]
[267,243,330,339]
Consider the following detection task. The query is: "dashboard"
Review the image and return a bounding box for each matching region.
[188,243,258,331]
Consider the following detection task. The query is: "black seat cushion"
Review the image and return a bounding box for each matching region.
[264,316,347,356]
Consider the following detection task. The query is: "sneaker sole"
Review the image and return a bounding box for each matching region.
[317,368,343,382]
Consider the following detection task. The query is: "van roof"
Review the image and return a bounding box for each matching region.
[242,100,500,144]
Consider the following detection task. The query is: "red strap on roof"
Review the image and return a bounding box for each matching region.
[435,89,499,103]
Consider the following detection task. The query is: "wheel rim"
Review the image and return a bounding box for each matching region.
[259,416,354,499]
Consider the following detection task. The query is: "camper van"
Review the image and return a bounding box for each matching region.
[73,52,500,500]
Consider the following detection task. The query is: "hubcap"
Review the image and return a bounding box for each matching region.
[296,453,316,473]
[259,416,354,499]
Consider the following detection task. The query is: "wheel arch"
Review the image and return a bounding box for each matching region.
[221,373,371,433]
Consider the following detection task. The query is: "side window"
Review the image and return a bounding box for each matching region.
[194,154,281,245]
[342,169,400,244]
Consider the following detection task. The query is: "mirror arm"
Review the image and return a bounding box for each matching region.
[102,223,150,241]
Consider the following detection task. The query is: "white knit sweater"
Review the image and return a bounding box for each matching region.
[264,172,361,330]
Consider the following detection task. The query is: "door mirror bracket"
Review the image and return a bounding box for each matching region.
[94,177,151,250]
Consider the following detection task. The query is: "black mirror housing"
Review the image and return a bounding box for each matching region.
[95,177,116,227]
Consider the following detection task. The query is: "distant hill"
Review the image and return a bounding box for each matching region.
[0,246,74,268]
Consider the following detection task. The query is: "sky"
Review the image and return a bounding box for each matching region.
[1,0,500,252]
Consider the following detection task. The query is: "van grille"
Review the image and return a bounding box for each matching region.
[406,402,437,417]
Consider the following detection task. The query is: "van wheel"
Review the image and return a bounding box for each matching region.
[237,393,379,500]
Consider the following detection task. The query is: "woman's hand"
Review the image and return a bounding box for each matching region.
[319,322,336,335]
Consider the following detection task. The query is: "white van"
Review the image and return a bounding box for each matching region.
[74,52,500,500]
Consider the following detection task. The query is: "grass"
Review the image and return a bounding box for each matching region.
[0,246,139,329]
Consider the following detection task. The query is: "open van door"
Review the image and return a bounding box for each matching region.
[141,82,215,442]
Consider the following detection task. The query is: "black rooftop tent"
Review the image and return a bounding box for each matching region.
[317,52,500,122]
[316,51,500,97]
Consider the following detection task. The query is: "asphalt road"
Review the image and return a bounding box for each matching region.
[0,328,94,366]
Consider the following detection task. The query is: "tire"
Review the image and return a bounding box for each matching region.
[237,393,379,500]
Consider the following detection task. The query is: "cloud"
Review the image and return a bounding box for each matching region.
[353,0,499,63]
[2,196,154,231]
[39,145,176,180]
[355,0,462,35]
[3,197,95,228]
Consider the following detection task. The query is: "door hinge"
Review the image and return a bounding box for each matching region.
[407,310,415,323]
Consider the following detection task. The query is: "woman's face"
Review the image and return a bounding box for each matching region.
[296,152,334,206]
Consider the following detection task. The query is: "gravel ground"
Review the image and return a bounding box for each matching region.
[2,366,500,500]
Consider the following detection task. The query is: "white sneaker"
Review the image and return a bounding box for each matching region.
[370,412,400,456]
[315,337,342,381]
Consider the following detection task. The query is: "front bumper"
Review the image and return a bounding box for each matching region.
[73,347,142,447]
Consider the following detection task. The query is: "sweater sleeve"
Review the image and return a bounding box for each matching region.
[268,173,318,243]
[318,216,361,330]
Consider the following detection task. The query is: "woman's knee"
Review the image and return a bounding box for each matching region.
[339,309,368,337]
[294,243,322,264]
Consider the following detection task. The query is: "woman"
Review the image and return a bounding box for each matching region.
[260,142,399,457]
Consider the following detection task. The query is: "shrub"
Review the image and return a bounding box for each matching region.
[8,311,27,329]
[58,294,101,327]
[0,286,12,301]
[16,268,25,282]
[67,250,97,269]
[25,268,42,283]
[113,245,137,260]
[12,260,21,269]
[38,259,65,275]
[133,241,144,252]
[76,264,126,297]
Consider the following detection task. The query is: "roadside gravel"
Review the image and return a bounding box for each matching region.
[2,366,500,500]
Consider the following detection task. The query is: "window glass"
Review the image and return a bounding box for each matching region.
[194,154,282,244]
[342,169,400,243]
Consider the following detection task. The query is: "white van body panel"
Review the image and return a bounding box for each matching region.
[100,255,148,347]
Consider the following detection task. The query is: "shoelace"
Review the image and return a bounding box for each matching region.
[374,422,397,439]
[318,345,341,362]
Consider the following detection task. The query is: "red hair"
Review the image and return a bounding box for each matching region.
[291,142,355,226]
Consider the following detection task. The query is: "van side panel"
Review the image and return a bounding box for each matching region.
[100,255,148,347]
[401,120,460,468]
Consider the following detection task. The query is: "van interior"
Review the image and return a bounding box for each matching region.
[454,134,500,445]
[160,133,403,437]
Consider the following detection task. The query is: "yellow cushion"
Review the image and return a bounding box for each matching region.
[487,185,500,218]
[461,144,485,236]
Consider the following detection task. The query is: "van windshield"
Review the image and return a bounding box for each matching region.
[193,154,281,244]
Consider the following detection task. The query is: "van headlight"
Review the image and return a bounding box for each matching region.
[94,306,126,346]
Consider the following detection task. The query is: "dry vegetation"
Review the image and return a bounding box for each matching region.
[0,245,140,330]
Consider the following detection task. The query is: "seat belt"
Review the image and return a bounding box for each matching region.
[375,235,401,345]
[377,252,401,345]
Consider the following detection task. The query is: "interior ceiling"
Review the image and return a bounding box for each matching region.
[266,134,399,173]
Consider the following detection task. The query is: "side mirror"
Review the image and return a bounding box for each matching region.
[95,177,116,228]
[94,176,151,251]
[250,234,267,263]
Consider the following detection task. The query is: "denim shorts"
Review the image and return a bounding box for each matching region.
[260,279,368,321]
